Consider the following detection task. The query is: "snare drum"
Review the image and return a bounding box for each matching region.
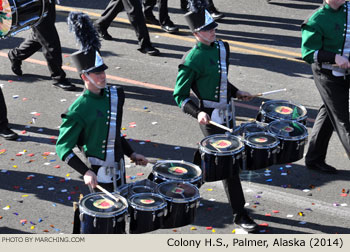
[156,181,200,228]
[244,132,280,170]
[149,160,202,188]
[268,120,308,164]
[128,193,167,234]
[256,100,307,125]
[79,192,128,234]
[199,134,244,182]
[0,0,49,38]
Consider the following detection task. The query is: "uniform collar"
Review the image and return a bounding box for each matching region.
[323,3,345,12]
[196,41,218,49]
[84,88,107,99]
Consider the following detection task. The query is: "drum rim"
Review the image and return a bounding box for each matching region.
[131,185,155,193]
[260,100,307,121]
[116,180,158,197]
[234,121,269,137]
[199,134,245,156]
[79,192,128,218]
[267,120,308,141]
[152,159,202,183]
[244,132,280,149]
[153,173,202,184]
[128,192,167,211]
[155,181,200,203]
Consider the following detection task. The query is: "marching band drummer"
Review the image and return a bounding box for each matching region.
[301,0,350,173]
[56,12,148,193]
[173,1,258,233]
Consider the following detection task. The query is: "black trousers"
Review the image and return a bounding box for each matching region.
[143,0,171,26]
[9,1,65,82]
[0,88,9,130]
[305,64,350,163]
[95,0,152,49]
[196,122,246,217]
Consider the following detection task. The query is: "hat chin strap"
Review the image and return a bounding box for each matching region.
[196,32,215,44]
[84,73,106,89]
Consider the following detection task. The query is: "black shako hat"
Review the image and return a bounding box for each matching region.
[67,12,108,74]
[184,0,217,32]
[71,49,108,74]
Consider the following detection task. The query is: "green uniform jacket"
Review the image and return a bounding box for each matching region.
[301,3,347,64]
[56,86,133,175]
[173,40,238,118]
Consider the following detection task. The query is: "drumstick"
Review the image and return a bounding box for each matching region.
[210,143,223,153]
[96,185,120,202]
[253,88,287,97]
[147,159,160,164]
[130,158,159,165]
[209,120,233,133]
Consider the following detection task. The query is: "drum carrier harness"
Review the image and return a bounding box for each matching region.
[201,40,236,129]
[87,86,125,192]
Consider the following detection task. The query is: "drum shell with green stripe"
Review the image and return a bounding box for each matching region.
[256,100,307,125]
[268,119,308,164]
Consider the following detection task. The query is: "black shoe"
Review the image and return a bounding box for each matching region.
[161,21,179,33]
[144,15,160,25]
[210,10,225,21]
[145,16,160,25]
[94,24,113,40]
[53,79,76,91]
[306,161,337,174]
[0,128,18,140]
[8,50,23,76]
[234,213,258,233]
[139,46,160,56]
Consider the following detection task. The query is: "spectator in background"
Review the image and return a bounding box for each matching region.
[180,0,225,20]
[94,0,160,56]
[0,88,18,140]
[143,0,179,34]
[8,0,76,91]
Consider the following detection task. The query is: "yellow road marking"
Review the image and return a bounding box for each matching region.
[56,5,304,64]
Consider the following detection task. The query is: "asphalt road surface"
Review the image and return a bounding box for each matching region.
[0,0,350,235]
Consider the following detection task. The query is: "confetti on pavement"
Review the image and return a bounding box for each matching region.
[259,223,269,227]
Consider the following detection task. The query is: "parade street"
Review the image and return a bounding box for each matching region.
[0,0,349,234]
